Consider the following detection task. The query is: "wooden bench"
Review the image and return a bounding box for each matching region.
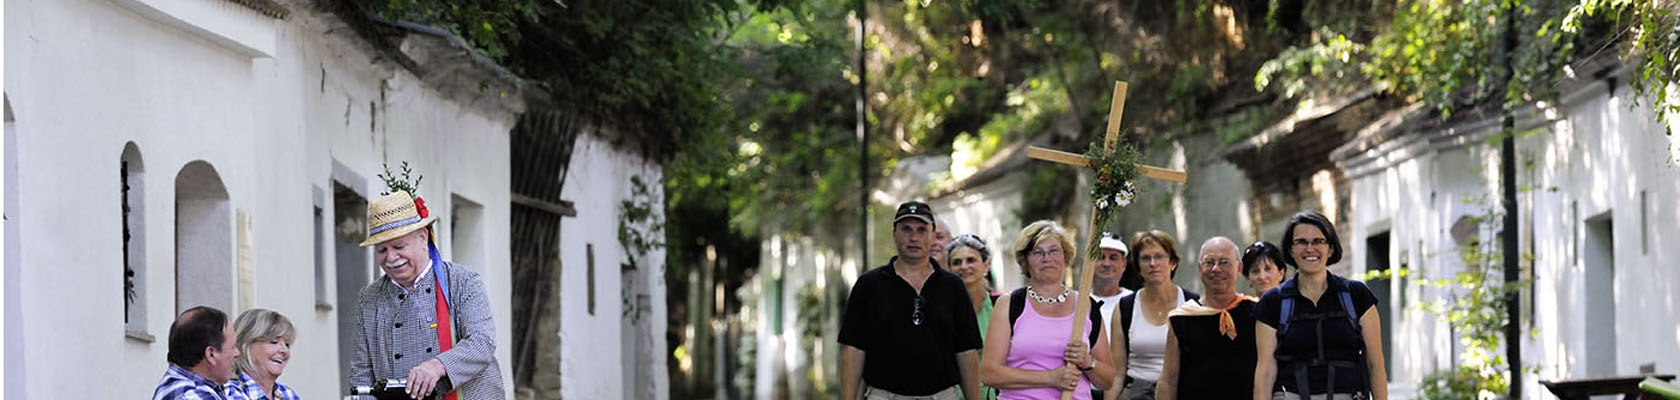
[1541,374,1676,400]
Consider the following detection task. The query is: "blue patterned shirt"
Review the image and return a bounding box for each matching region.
[224,370,301,400]
[153,364,227,400]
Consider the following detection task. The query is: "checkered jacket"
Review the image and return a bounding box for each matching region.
[153,363,226,400]
[351,261,505,399]
[223,370,299,400]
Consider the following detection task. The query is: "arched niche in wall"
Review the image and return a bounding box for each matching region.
[174,160,232,314]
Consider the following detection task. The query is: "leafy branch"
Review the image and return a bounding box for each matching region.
[376,161,423,196]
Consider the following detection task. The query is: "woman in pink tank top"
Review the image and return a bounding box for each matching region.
[981,220,1116,400]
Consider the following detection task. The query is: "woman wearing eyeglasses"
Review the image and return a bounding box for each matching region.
[946,233,1001,400]
[1242,241,1289,296]
[1107,230,1200,400]
[981,220,1115,399]
[1253,210,1388,400]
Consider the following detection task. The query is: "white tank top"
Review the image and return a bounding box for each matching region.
[1125,287,1185,381]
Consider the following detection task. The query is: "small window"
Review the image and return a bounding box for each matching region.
[121,143,150,340]
[450,194,485,269]
[313,185,330,311]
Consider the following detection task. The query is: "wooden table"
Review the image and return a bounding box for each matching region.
[1541,374,1676,400]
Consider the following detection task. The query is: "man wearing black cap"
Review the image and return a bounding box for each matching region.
[839,201,983,400]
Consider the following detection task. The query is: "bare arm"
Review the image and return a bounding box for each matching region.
[1360,307,1388,400]
[842,345,865,400]
[1156,323,1179,400]
[1106,310,1128,399]
[957,350,980,400]
[1253,322,1277,400]
[981,294,1061,389]
[1082,320,1117,390]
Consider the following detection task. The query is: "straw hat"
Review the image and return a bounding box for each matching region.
[359,190,437,246]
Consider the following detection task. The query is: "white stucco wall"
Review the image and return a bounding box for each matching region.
[1338,71,1680,398]
[557,131,669,400]
[1521,79,1680,390]
[933,172,1027,290]
[4,0,517,397]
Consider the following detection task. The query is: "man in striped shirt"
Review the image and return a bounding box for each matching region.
[154,306,241,400]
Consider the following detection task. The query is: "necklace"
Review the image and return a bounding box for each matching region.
[1025,284,1072,303]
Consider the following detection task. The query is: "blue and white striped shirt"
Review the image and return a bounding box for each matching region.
[224,370,301,400]
[153,364,226,400]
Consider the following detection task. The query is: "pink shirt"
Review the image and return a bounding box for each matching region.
[1000,301,1092,400]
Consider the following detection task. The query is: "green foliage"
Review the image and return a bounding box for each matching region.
[1255,32,1365,98]
[619,175,665,267]
[375,161,424,196]
[1083,140,1142,254]
[355,0,549,58]
[1255,0,1679,133]
[1567,1,1680,134]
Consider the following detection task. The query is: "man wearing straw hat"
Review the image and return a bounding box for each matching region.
[350,185,505,400]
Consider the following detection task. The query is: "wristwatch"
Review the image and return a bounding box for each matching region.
[1078,358,1096,371]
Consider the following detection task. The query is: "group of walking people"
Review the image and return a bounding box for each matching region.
[154,179,507,400]
[841,201,1388,400]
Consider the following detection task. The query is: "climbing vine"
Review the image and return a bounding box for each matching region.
[620,175,665,323]
[1360,195,1535,399]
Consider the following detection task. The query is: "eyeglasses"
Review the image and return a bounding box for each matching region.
[1200,258,1233,268]
[1291,238,1331,248]
[912,296,924,326]
[1029,248,1064,260]
[1138,253,1171,263]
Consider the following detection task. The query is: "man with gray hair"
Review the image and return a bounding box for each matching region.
[932,215,953,267]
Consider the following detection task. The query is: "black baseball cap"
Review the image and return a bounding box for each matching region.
[894,201,934,225]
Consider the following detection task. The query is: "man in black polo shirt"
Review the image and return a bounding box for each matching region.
[840,201,982,400]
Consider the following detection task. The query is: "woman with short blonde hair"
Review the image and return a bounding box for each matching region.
[982,220,1115,400]
[226,308,299,400]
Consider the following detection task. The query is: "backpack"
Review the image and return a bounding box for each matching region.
[1007,287,1104,346]
[1273,288,1366,396]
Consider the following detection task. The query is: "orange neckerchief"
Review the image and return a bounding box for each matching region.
[1167,294,1256,340]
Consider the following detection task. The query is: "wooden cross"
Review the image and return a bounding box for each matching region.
[1024,81,1186,400]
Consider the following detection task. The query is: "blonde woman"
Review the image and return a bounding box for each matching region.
[981,220,1115,400]
[225,308,299,400]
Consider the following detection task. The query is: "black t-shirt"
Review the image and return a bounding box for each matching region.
[1253,273,1379,395]
[1168,299,1258,398]
[837,257,983,395]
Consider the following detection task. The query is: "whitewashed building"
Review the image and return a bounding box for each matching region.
[3,0,667,399]
[1332,56,1680,397]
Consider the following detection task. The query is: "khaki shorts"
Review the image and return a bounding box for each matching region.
[864,384,961,400]
[1271,392,1367,400]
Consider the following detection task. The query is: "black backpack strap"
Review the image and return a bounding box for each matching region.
[1117,293,1136,354]
[1338,291,1359,331]
[1008,287,1027,335]
[1087,297,1104,346]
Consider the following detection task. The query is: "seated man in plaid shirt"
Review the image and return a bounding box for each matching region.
[154,306,241,400]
